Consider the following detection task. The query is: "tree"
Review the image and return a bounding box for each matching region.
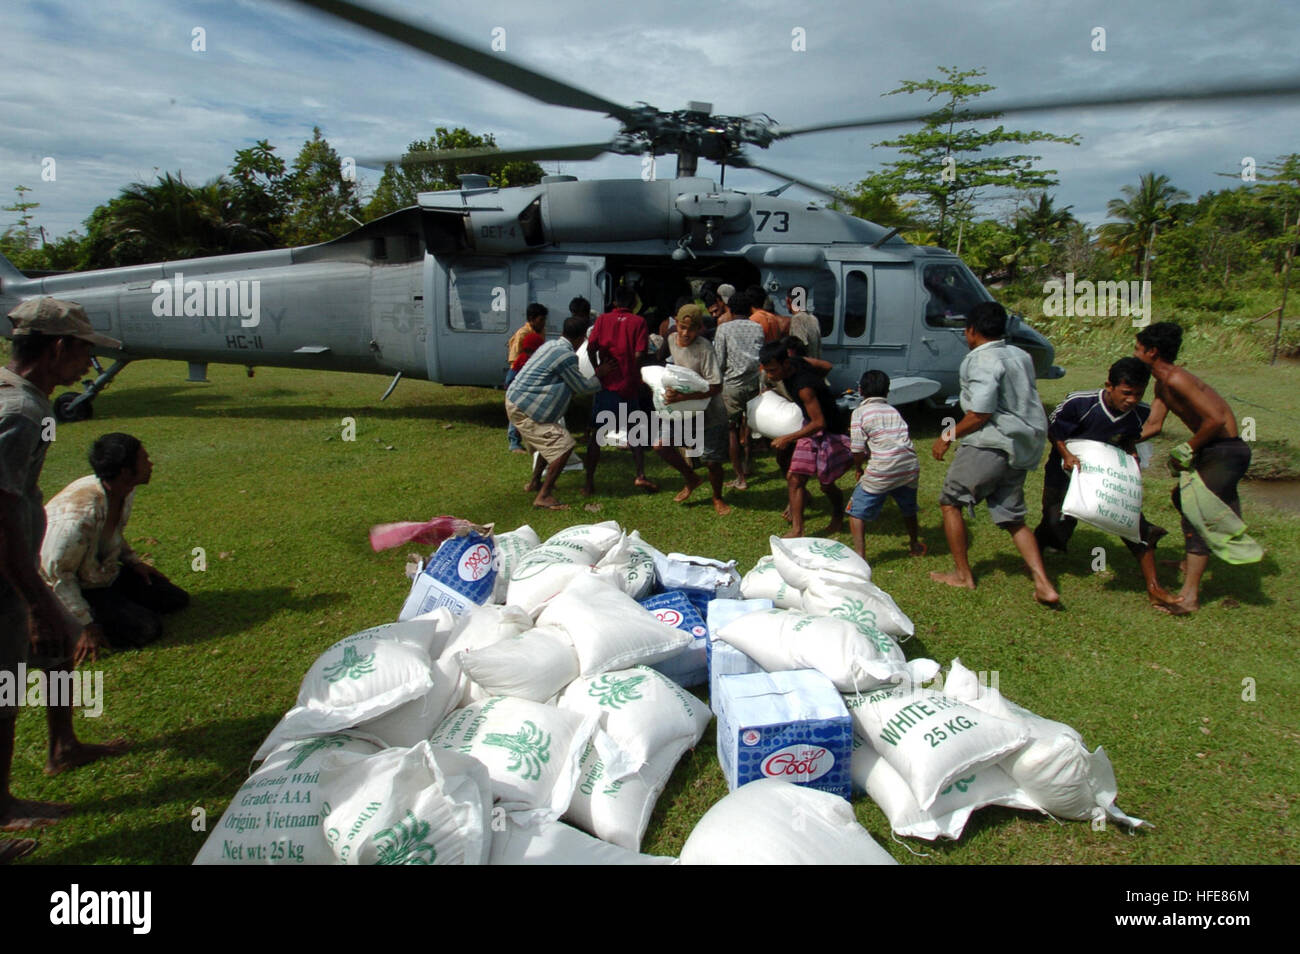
[1099,172,1189,276]
[1,185,40,254]
[279,127,363,246]
[99,172,262,264]
[365,127,545,219]
[228,139,289,243]
[857,67,1078,247]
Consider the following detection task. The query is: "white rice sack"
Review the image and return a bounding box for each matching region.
[489,819,676,865]
[716,608,912,693]
[363,612,459,659]
[850,735,1040,841]
[680,779,897,865]
[559,667,711,779]
[563,739,684,852]
[491,525,542,603]
[591,530,657,600]
[645,364,711,416]
[770,535,872,589]
[429,696,598,824]
[542,521,624,563]
[746,390,804,439]
[538,574,691,676]
[434,603,536,711]
[194,734,381,865]
[1062,438,1144,543]
[739,556,804,610]
[317,742,492,865]
[942,658,1081,742]
[802,577,915,640]
[507,545,595,614]
[940,660,1144,827]
[845,684,1029,811]
[457,625,580,703]
[254,628,454,760]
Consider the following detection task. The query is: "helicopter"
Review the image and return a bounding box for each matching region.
[3,0,1299,423]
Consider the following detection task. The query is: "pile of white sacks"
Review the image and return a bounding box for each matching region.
[194,521,1142,866]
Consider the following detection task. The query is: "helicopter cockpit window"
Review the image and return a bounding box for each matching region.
[843,270,868,339]
[923,263,989,329]
[449,262,510,332]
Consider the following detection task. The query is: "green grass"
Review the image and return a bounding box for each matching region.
[8,345,1299,864]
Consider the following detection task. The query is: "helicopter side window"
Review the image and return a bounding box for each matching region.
[449,262,510,332]
[843,270,868,339]
[923,263,988,329]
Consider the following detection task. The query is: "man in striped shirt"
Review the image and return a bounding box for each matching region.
[505,316,602,510]
[847,370,925,559]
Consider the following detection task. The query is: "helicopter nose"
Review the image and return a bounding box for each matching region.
[1007,317,1064,380]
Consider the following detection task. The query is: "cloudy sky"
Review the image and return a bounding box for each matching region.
[3,0,1298,241]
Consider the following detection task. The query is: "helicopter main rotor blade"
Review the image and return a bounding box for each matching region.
[741,162,842,202]
[286,0,637,122]
[355,141,617,170]
[772,76,1300,140]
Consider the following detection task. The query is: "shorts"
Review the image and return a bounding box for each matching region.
[847,482,920,522]
[722,384,757,429]
[788,432,852,486]
[505,400,575,465]
[939,444,1028,528]
[1172,437,1251,556]
[590,390,646,447]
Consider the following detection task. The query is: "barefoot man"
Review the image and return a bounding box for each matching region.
[505,316,602,510]
[1134,322,1258,611]
[1034,357,1186,615]
[2,298,129,850]
[656,305,732,515]
[930,301,1060,606]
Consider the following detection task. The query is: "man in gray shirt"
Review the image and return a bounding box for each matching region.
[708,291,764,489]
[930,301,1060,607]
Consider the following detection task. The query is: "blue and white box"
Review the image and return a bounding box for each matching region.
[716,669,853,800]
[642,590,709,687]
[399,531,497,619]
[706,598,771,712]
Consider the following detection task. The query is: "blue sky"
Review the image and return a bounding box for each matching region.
[3,0,1297,240]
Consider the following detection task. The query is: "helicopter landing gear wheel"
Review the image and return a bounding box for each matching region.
[53,392,93,423]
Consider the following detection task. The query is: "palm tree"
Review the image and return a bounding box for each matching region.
[106,172,270,264]
[1100,172,1189,276]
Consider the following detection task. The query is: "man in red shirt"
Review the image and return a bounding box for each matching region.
[584,286,657,495]
[745,286,790,343]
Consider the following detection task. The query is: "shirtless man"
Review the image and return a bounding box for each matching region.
[1134,322,1250,611]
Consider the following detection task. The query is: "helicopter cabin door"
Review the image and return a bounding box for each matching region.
[837,264,912,386]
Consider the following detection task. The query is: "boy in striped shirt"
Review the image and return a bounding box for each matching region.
[846,370,925,559]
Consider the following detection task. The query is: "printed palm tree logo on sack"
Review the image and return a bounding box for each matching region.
[372,810,437,865]
[322,644,376,682]
[828,601,894,653]
[588,673,647,709]
[285,736,346,769]
[483,721,552,780]
[808,541,849,561]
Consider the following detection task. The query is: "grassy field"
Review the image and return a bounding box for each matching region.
[7,336,1298,865]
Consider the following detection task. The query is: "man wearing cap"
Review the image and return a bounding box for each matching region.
[1,298,128,844]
